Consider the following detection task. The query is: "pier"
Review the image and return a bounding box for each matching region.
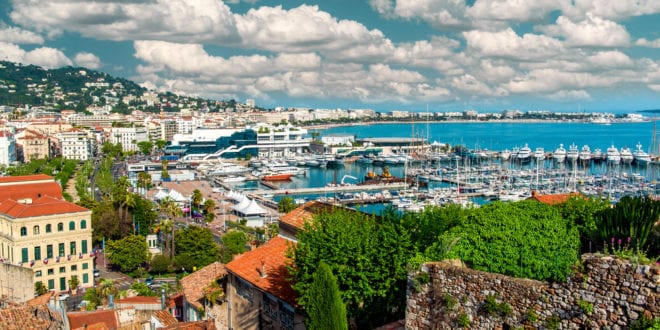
[248,182,409,196]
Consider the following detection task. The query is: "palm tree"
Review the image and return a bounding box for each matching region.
[191,189,203,210]
[155,219,174,261]
[96,279,118,306]
[159,197,182,261]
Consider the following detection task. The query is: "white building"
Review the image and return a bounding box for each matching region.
[58,129,94,161]
[110,126,150,152]
[0,130,17,167]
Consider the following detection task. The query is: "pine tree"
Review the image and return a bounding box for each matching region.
[305,262,348,330]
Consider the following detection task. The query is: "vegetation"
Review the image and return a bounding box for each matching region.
[34,281,48,296]
[278,196,297,213]
[220,231,248,263]
[304,262,348,330]
[578,299,593,315]
[595,196,660,252]
[106,235,149,272]
[457,312,470,328]
[130,282,156,296]
[174,226,220,270]
[150,255,171,274]
[483,293,512,318]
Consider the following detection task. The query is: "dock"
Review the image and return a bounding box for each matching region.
[249,182,409,196]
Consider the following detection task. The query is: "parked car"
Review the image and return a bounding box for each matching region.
[58,293,70,301]
[93,269,100,277]
[145,276,154,287]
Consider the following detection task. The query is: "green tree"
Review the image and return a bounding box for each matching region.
[220,230,248,263]
[159,197,182,260]
[554,196,610,252]
[106,235,149,272]
[398,204,467,252]
[203,199,216,223]
[191,189,203,210]
[130,282,156,296]
[291,208,413,327]
[137,141,153,155]
[131,196,158,236]
[154,139,167,153]
[35,281,48,296]
[96,279,118,305]
[278,196,297,213]
[596,196,660,253]
[305,262,348,330]
[150,254,171,274]
[175,226,220,268]
[68,275,80,292]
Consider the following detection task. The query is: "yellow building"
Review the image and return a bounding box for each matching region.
[0,174,94,292]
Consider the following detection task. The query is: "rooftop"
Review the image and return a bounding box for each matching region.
[180,261,227,310]
[0,304,64,330]
[529,191,582,205]
[68,309,118,330]
[0,195,89,218]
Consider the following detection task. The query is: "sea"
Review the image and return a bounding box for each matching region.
[231,121,659,214]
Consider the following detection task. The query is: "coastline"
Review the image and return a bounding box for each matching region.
[302,119,649,130]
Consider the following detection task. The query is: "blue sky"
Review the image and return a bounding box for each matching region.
[0,0,658,113]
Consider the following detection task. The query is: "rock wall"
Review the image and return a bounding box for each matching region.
[406,255,660,329]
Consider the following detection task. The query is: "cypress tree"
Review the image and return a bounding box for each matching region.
[305,261,348,330]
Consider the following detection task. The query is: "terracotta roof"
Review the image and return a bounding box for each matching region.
[0,195,89,218]
[0,174,53,184]
[0,304,64,330]
[68,310,118,330]
[226,236,298,306]
[27,291,55,306]
[0,181,64,201]
[115,296,160,304]
[529,191,582,205]
[279,201,336,231]
[159,320,216,330]
[180,262,227,310]
[152,310,178,327]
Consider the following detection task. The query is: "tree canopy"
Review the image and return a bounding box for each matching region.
[106,235,149,272]
[174,226,220,269]
[305,261,348,330]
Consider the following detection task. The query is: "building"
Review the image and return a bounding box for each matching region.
[180,261,228,329]
[0,130,17,166]
[16,129,52,161]
[110,126,150,152]
[0,175,94,293]
[58,129,94,161]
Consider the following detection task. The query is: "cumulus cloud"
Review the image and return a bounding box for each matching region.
[547,90,592,101]
[0,22,44,44]
[467,0,563,22]
[369,0,469,28]
[540,14,630,47]
[463,28,564,60]
[0,42,72,68]
[560,0,660,21]
[636,38,660,48]
[74,52,101,69]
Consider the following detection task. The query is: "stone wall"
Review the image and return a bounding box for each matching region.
[0,262,35,303]
[406,255,660,329]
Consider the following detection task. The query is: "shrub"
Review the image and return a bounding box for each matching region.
[525,308,538,323]
[546,315,560,330]
[484,293,512,318]
[443,293,457,310]
[578,299,593,315]
[429,200,581,282]
[457,312,470,328]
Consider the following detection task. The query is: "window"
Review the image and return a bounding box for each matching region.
[83,273,89,284]
[69,221,75,231]
[236,278,253,303]
[46,224,52,233]
[57,223,63,232]
[81,240,88,254]
[70,242,76,255]
[279,302,294,330]
[48,269,54,275]
[47,245,53,259]
[58,243,65,257]
[47,279,54,290]
[33,225,40,235]
[35,270,42,277]
[82,263,89,270]
[59,266,66,273]
[34,246,41,260]
[21,248,28,263]
[71,265,77,272]
[20,227,27,236]
[263,293,278,320]
[80,220,87,229]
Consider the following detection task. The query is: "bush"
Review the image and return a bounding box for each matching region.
[457,313,470,328]
[429,200,581,282]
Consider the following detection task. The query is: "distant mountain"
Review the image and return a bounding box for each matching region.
[0,60,146,110]
[638,109,660,114]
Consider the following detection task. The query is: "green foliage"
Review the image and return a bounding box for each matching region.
[174,226,220,268]
[484,293,512,318]
[220,231,248,263]
[150,255,171,274]
[278,196,297,213]
[305,262,348,330]
[630,313,660,330]
[34,281,48,295]
[546,315,561,330]
[83,287,101,309]
[68,275,80,291]
[137,141,153,155]
[578,299,593,315]
[291,208,413,328]
[443,293,457,310]
[412,271,431,293]
[525,308,538,323]
[429,200,580,282]
[399,204,467,252]
[555,196,610,251]
[457,312,470,328]
[597,196,660,254]
[106,235,149,272]
[130,282,156,296]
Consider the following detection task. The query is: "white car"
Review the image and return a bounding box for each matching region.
[93,269,100,277]
[58,293,70,300]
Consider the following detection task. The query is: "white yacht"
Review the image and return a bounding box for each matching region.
[620,147,634,164]
[606,145,621,164]
[592,148,603,162]
[499,149,511,160]
[553,144,566,163]
[579,145,591,163]
[566,143,579,163]
[516,144,532,163]
[632,142,651,165]
[534,147,545,161]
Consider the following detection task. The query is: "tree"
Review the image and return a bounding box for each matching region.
[305,261,348,330]
[106,235,149,272]
[278,196,297,213]
[96,279,118,305]
[554,196,610,253]
[130,282,156,296]
[159,197,182,260]
[137,141,153,155]
[221,230,248,263]
[203,199,216,223]
[290,208,413,327]
[154,139,167,153]
[174,226,220,268]
[191,189,203,210]
[35,281,48,296]
[596,196,660,253]
[68,275,80,292]
[150,254,171,274]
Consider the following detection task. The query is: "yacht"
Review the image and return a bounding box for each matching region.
[606,145,621,164]
[566,143,579,163]
[592,148,604,163]
[632,142,651,165]
[579,145,591,164]
[534,147,545,161]
[553,144,567,163]
[499,149,511,160]
[620,147,634,164]
[516,144,532,163]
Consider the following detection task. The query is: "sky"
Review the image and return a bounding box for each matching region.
[0,0,658,113]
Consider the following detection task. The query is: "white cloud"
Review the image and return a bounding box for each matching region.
[539,14,630,47]
[0,22,44,44]
[585,51,633,68]
[560,0,660,21]
[467,0,563,22]
[503,69,618,94]
[369,0,469,28]
[463,28,564,60]
[547,90,592,101]
[0,42,72,68]
[74,52,102,69]
[636,38,660,48]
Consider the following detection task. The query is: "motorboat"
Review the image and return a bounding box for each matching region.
[534,147,545,161]
[516,144,532,163]
[579,145,591,163]
[606,145,621,164]
[553,144,566,163]
[499,149,511,160]
[566,143,579,163]
[620,147,634,164]
[632,142,651,164]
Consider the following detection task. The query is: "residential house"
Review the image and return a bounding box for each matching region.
[0,303,64,329]
[58,129,94,161]
[0,175,94,293]
[16,129,52,161]
[180,261,228,329]
[528,191,582,205]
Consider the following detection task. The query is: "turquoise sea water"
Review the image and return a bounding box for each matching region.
[234,121,658,214]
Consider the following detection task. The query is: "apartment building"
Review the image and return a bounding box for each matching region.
[58,129,95,161]
[0,130,17,166]
[110,126,150,152]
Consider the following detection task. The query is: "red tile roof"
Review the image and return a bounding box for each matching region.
[68,310,118,330]
[0,195,89,218]
[27,291,55,306]
[0,304,64,330]
[0,174,53,184]
[0,181,64,201]
[180,261,227,310]
[152,310,179,327]
[279,201,337,231]
[529,191,582,205]
[159,320,216,330]
[226,236,298,306]
[115,296,160,304]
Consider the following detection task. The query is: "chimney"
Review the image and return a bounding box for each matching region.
[260,257,267,278]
